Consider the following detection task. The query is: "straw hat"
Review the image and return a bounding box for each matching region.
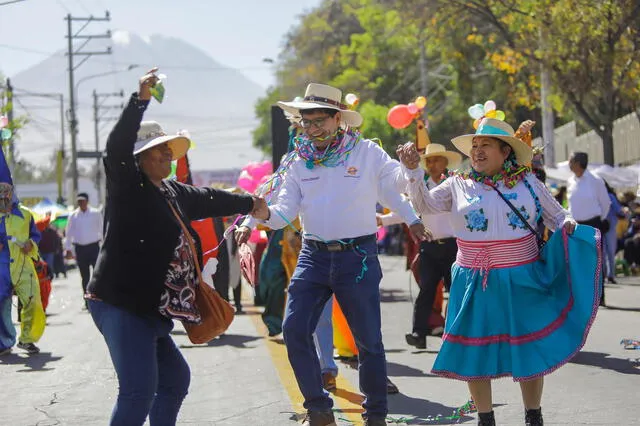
[452,118,533,165]
[277,83,363,127]
[420,144,462,169]
[134,121,190,161]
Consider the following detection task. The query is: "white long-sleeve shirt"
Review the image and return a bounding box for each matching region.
[380,177,455,240]
[65,207,103,250]
[567,169,611,222]
[261,139,419,241]
[404,166,572,241]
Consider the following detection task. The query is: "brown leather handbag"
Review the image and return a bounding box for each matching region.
[168,202,235,344]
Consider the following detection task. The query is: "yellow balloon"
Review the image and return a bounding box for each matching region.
[415,96,427,109]
[485,110,497,118]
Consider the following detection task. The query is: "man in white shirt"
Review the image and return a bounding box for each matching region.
[65,193,103,302]
[567,151,610,306]
[239,83,429,426]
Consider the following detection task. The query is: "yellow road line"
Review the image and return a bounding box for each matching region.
[247,305,364,425]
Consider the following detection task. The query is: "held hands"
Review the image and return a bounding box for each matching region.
[250,197,270,220]
[396,142,421,170]
[138,67,160,101]
[409,221,433,242]
[235,226,252,246]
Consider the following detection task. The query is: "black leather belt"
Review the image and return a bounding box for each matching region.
[424,237,455,245]
[305,234,376,252]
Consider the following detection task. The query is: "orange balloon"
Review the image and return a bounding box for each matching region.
[473,118,482,129]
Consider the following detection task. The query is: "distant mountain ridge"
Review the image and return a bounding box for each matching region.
[10,31,265,171]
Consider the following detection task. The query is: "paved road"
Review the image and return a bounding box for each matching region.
[1,256,639,425]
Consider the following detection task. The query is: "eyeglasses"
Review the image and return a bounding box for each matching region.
[300,116,331,129]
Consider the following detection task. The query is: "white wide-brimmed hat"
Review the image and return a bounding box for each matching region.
[277,83,363,127]
[452,118,532,165]
[420,144,462,169]
[134,121,190,161]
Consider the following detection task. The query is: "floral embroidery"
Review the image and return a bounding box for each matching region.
[507,206,531,230]
[465,208,488,232]
[503,193,518,201]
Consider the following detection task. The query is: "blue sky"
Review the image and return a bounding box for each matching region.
[0,0,321,88]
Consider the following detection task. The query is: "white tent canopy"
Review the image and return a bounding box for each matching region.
[546,161,640,189]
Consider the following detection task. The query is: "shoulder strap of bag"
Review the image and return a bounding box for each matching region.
[490,184,543,244]
[166,201,204,283]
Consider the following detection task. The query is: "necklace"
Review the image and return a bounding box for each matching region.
[461,158,530,189]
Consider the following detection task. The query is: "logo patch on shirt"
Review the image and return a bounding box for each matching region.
[344,166,360,178]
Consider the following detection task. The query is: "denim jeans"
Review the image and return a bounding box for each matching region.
[88,300,190,426]
[313,296,338,377]
[282,239,387,418]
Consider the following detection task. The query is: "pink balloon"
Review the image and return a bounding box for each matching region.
[249,229,262,243]
[252,161,273,181]
[386,104,414,129]
[407,103,419,115]
[377,226,387,242]
[242,161,260,176]
[0,116,7,128]
[237,170,258,192]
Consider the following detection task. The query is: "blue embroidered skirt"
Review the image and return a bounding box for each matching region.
[433,225,602,381]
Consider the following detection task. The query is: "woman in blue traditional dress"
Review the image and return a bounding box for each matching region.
[397,118,602,426]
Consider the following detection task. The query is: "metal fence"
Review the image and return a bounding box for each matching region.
[534,111,640,165]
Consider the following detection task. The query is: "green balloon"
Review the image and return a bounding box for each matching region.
[0,128,11,141]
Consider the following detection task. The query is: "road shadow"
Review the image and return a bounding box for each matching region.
[0,351,62,372]
[387,394,475,424]
[380,288,411,303]
[570,351,640,374]
[387,361,436,378]
[180,333,262,349]
[602,305,640,312]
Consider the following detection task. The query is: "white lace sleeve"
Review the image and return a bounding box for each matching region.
[530,176,573,231]
[403,166,453,215]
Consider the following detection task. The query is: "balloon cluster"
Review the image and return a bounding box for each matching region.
[468,100,505,129]
[237,160,273,194]
[0,116,11,142]
[386,96,428,129]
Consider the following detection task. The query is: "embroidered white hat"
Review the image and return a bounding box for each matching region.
[452,118,532,165]
[277,83,363,127]
[134,121,190,161]
[420,144,462,169]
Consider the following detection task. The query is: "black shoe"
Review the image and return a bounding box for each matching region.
[607,276,617,284]
[525,408,543,426]
[478,410,496,426]
[405,332,426,349]
[17,342,40,354]
[386,377,399,394]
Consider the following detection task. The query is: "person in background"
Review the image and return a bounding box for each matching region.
[567,151,610,305]
[65,193,103,303]
[603,180,625,284]
[38,215,61,278]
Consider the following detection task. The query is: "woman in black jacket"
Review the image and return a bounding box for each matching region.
[85,69,269,425]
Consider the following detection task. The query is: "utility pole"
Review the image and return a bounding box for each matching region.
[91,89,122,204]
[5,78,15,170]
[66,11,111,202]
[539,23,555,166]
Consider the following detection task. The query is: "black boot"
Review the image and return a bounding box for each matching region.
[525,408,543,426]
[478,411,496,426]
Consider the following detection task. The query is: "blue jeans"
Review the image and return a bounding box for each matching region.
[313,296,338,377]
[282,240,387,418]
[88,300,190,426]
[42,253,55,276]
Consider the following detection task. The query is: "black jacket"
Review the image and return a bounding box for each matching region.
[87,94,254,316]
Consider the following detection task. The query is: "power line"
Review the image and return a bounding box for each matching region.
[54,0,71,13]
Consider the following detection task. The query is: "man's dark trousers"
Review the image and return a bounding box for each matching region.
[413,238,457,337]
[75,242,100,295]
[282,238,387,419]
